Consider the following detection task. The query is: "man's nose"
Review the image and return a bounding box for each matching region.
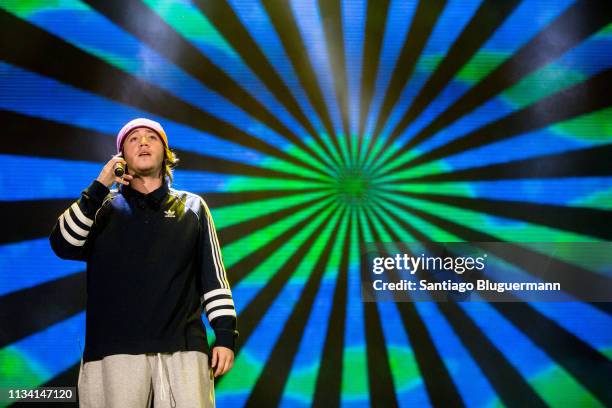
[139,136,149,145]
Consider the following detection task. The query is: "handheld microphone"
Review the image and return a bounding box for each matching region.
[114,154,125,177]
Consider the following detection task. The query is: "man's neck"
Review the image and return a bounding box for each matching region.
[129,174,163,194]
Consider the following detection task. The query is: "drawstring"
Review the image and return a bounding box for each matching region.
[76,340,175,407]
[157,353,176,407]
[157,353,166,401]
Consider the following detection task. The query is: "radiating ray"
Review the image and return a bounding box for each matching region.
[0,312,85,389]
[0,239,82,297]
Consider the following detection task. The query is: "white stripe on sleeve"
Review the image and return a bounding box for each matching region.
[207,308,237,322]
[59,214,86,247]
[71,202,93,227]
[63,209,89,238]
[205,211,224,288]
[208,213,230,288]
[201,198,229,289]
[202,288,232,302]
[205,298,235,313]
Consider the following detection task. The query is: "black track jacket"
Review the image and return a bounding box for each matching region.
[49,179,238,362]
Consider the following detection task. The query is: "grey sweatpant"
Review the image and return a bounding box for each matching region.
[78,351,215,407]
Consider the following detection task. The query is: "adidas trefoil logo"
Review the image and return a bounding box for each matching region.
[164,209,176,218]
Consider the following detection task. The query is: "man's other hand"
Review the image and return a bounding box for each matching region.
[211,346,234,377]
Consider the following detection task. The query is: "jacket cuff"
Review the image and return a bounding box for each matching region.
[213,328,238,351]
[86,179,110,204]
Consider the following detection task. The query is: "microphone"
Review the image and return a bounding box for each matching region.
[114,156,125,177]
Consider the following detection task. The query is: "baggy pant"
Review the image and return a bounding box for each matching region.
[77,351,215,407]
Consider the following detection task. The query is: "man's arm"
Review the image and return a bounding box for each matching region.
[49,179,110,261]
[49,155,129,261]
[198,197,238,376]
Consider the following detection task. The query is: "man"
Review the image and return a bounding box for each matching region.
[49,118,238,407]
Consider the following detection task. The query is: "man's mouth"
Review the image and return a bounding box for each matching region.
[138,152,151,157]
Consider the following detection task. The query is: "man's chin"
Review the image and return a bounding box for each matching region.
[131,167,160,177]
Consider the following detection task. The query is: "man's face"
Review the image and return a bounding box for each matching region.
[122,127,165,177]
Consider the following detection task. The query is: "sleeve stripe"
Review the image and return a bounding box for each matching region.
[207,305,235,316]
[63,209,89,238]
[201,198,230,289]
[59,214,86,247]
[202,288,232,302]
[71,202,93,227]
[205,298,234,312]
[205,209,224,289]
[200,198,223,288]
[207,205,230,288]
[208,308,237,322]
[208,212,230,289]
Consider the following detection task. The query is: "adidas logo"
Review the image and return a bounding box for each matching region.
[164,209,176,218]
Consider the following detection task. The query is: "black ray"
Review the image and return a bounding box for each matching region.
[358,204,399,407]
[312,206,353,407]
[0,272,85,348]
[356,0,391,162]
[318,0,353,165]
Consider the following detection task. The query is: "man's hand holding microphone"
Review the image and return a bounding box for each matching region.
[96,154,133,188]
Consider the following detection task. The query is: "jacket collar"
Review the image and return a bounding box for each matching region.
[120,178,169,208]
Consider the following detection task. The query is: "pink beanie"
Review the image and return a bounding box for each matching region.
[116,118,169,153]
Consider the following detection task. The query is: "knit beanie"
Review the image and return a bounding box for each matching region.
[116,118,169,153]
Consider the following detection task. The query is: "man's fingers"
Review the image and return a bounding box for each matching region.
[211,348,235,377]
[115,176,129,185]
[219,357,227,376]
[111,158,126,167]
[223,358,232,375]
[214,354,226,377]
[211,349,218,368]
[216,352,234,376]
